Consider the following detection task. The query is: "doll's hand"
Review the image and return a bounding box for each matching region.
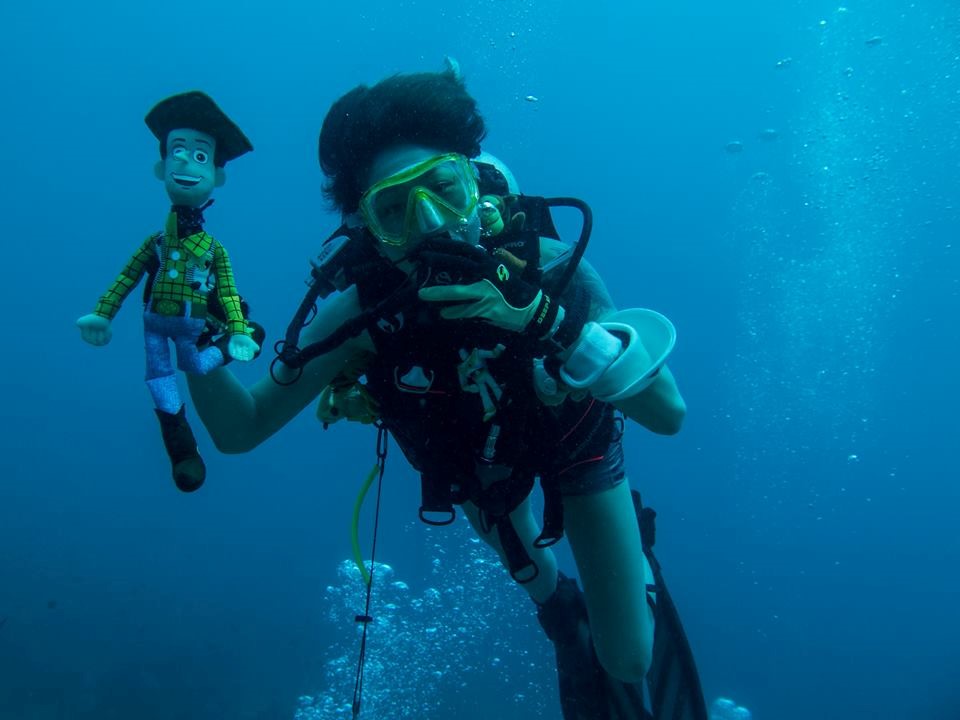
[227,333,260,362]
[77,313,112,346]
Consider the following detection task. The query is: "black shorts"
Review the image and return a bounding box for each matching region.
[555,436,627,497]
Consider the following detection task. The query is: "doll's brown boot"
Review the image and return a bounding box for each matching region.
[155,405,206,492]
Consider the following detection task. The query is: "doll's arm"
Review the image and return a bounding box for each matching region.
[77,234,157,346]
[211,242,247,335]
[210,241,259,361]
[93,234,157,319]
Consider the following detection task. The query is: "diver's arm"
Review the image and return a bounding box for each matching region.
[612,365,686,435]
[577,309,687,433]
[187,286,373,453]
[541,240,687,433]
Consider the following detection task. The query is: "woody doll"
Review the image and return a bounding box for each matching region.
[77,91,260,492]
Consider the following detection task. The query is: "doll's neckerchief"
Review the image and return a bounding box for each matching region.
[168,205,214,259]
[172,204,207,238]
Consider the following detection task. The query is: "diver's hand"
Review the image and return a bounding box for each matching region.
[415,238,558,335]
[77,313,113,346]
[227,333,260,362]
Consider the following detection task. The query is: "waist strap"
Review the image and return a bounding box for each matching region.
[149,297,207,319]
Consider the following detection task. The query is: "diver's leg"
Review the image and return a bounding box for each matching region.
[564,478,654,684]
[461,497,558,604]
[463,499,617,719]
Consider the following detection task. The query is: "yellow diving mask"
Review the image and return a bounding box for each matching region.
[359,153,480,246]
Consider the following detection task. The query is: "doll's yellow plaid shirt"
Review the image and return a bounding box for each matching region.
[93,212,247,335]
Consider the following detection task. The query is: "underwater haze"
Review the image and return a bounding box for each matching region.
[1,1,958,719]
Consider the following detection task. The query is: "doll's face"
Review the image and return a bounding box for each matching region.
[155,128,225,207]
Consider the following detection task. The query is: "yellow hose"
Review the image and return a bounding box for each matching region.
[351,463,380,585]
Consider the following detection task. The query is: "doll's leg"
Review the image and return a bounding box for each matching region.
[174,317,224,375]
[144,313,206,492]
[143,313,180,413]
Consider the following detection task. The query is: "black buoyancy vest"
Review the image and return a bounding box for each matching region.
[353,196,615,581]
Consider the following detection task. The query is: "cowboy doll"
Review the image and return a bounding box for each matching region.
[77,91,260,492]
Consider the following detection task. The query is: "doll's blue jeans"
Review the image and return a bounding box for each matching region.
[143,309,224,413]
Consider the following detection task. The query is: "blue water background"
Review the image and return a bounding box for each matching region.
[0,1,958,718]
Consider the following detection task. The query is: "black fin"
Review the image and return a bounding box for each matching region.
[537,573,610,719]
[537,493,707,720]
[605,673,652,719]
[633,490,708,720]
[538,574,650,720]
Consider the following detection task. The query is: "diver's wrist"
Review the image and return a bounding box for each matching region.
[556,322,624,390]
[541,304,566,342]
[539,304,590,358]
[527,291,560,339]
[565,309,677,403]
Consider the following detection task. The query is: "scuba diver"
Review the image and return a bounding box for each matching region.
[187,67,707,720]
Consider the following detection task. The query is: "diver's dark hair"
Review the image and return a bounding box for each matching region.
[319,70,487,214]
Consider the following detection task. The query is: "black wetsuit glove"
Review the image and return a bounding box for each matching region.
[414,238,559,336]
